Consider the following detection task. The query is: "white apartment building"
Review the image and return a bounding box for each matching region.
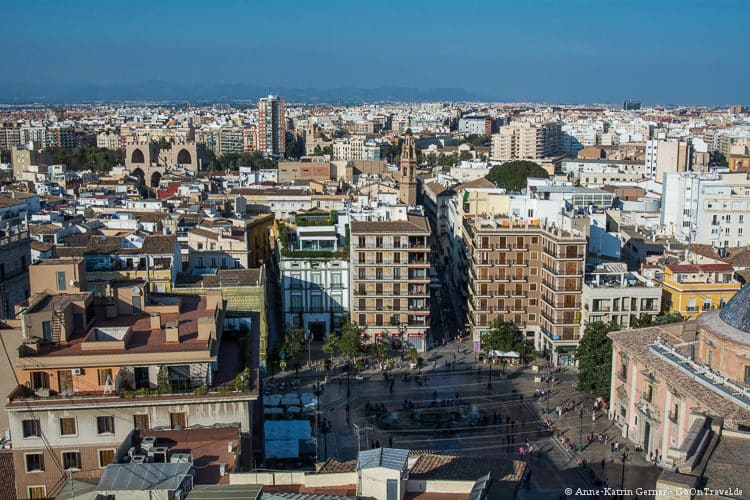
[332,138,382,161]
[458,116,489,135]
[561,158,648,187]
[278,225,350,340]
[661,171,750,248]
[96,131,120,150]
[581,262,662,334]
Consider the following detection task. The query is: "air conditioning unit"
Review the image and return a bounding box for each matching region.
[71,368,82,376]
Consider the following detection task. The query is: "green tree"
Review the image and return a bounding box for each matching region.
[576,322,619,398]
[482,319,523,353]
[458,150,473,162]
[280,324,306,359]
[710,150,728,167]
[460,134,491,146]
[631,312,685,328]
[486,160,549,192]
[322,320,368,360]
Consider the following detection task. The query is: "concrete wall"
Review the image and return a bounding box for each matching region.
[230,470,359,486]
[406,479,475,494]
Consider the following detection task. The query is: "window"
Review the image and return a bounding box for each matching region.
[62,451,81,471]
[56,271,66,291]
[30,371,49,390]
[290,294,303,311]
[58,370,73,393]
[393,268,400,280]
[671,402,680,421]
[620,359,628,381]
[25,453,44,472]
[28,486,46,499]
[41,321,51,341]
[170,412,187,429]
[310,294,323,311]
[98,449,115,468]
[97,369,112,386]
[644,384,653,403]
[687,298,697,312]
[97,416,115,434]
[331,272,342,287]
[745,365,750,385]
[22,419,41,438]
[59,417,77,436]
[134,414,150,430]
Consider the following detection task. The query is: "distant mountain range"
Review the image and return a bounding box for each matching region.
[0,80,483,104]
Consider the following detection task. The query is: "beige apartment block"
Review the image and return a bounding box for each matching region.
[349,215,431,351]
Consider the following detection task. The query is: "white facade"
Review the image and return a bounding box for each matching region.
[581,263,662,334]
[661,171,750,247]
[458,117,488,135]
[280,258,350,339]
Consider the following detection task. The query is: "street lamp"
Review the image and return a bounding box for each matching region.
[313,383,322,463]
[346,361,350,399]
[487,355,493,390]
[307,330,312,368]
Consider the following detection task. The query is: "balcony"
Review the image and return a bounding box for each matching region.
[7,369,259,407]
[511,276,528,283]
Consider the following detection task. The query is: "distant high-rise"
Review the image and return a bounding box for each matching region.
[623,99,641,111]
[399,131,418,204]
[256,94,286,158]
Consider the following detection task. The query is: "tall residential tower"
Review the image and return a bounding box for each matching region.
[256,94,286,158]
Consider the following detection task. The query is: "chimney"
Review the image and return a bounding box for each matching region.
[197,316,214,341]
[165,322,180,343]
[150,313,161,330]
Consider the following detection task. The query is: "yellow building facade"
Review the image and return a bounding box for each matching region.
[659,263,740,320]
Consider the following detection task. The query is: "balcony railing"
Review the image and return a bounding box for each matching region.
[8,369,258,404]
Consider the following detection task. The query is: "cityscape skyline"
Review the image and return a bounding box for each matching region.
[2,0,748,105]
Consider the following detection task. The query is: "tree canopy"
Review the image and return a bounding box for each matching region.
[459,134,491,146]
[486,160,549,192]
[631,312,685,329]
[482,319,524,353]
[48,145,124,173]
[576,321,619,398]
[207,150,277,171]
[280,324,306,359]
[322,320,368,359]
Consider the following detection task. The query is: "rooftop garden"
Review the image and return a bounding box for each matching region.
[278,221,350,259]
[295,209,338,226]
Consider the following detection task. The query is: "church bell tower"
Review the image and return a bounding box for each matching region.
[399,131,417,205]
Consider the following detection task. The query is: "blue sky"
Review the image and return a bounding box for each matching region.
[3,0,748,104]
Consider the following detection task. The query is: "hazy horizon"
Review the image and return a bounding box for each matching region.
[3,0,748,105]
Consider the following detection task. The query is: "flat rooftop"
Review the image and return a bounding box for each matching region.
[135,426,240,485]
[24,294,214,358]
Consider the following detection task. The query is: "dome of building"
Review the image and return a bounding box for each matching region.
[719,284,750,333]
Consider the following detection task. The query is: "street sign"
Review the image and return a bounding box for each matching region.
[473,341,481,353]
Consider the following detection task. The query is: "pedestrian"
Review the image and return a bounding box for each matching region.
[604,478,609,488]
[592,410,596,422]
[601,458,605,471]
[375,440,380,448]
